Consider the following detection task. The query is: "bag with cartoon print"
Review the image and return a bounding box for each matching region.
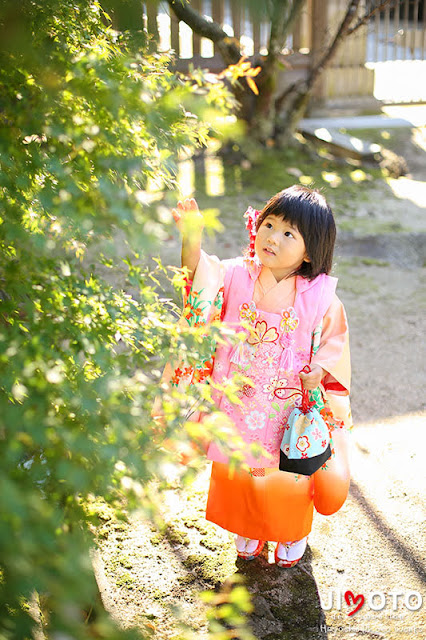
[279,367,331,476]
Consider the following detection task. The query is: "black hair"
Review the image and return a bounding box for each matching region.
[254,185,336,280]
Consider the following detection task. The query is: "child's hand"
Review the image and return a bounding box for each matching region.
[172,198,204,241]
[299,364,324,390]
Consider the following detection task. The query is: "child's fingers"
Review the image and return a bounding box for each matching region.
[299,371,316,380]
[299,373,309,389]
[299,371,320,390]
[183,197,198,211]
[173,198,204,236]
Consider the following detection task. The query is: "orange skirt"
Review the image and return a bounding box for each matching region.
[206,462,315,542]
[205,429,350,542]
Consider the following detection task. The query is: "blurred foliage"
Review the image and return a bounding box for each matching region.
[200,576,255,640]
[0,1,249,638]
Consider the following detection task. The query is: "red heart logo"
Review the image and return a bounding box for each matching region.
[344,590,365,616]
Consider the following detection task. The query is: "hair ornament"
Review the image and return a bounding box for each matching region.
[243,206,261,258]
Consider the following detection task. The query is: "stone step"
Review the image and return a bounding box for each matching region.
[298,125,381,160]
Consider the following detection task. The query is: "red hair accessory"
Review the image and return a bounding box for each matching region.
[244,206,261,258]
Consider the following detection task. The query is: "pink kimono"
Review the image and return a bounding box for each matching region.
[172,251,351,543]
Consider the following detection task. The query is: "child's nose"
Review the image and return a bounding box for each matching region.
[268,231,280,244]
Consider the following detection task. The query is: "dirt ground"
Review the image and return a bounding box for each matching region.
[94,122,426,640]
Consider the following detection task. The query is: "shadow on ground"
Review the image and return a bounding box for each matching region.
[235,547,327,640]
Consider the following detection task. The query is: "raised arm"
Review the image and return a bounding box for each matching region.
[172,198,204,281]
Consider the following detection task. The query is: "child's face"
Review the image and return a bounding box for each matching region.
[254,214,309,281]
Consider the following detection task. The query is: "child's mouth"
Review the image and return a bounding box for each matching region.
[263,247,275,256]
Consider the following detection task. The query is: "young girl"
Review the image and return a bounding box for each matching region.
[171,186,351,568]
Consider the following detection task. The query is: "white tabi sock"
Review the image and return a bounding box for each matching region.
[235,535,247,552]
[235,536,260,553]
[287,536,307,561]
[245,538,260,554]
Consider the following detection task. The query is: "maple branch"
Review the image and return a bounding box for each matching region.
[346,0,397,36]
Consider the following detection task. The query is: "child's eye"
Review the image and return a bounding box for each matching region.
[284,231,294,238]
[265,222,273,229]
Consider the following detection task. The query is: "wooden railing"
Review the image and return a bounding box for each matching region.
[143,0,426,105]
[148,1,305,68]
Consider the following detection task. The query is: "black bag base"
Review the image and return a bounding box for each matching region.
[279,444,332,476]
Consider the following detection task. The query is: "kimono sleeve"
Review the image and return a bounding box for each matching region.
[311,295,352,429]
[182,250,241,325]
[152,252,241,420]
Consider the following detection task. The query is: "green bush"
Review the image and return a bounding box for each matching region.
[0,1,236,637]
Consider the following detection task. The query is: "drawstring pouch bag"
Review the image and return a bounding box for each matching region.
[279,367,331,476]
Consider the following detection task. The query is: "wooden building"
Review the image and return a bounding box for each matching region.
[142,0,426,108]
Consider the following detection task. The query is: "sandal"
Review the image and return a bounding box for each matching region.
[235,536,265,560]
[275,536,307,568]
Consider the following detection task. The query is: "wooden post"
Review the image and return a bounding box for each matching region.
[303,0,313,52]
[231,0,241,45]
[170,4,180,57]
[310,0,328,101]
[412,0,420,57]
[384,1,391,61]
[403,0,409,60]
[374,7,380,61]
[293,19,302,52]
[250,5,261,55]
[294,0,312,54]
[212,0,224,56]
[146,2,159,45]
[192,0,202,56]
[393,0,400,61]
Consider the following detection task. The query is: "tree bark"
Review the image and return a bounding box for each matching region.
[166,0,241,65]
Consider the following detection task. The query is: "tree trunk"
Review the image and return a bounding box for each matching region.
[248,0,304,142]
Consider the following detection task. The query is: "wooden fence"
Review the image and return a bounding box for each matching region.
[367,0,426,61]
[144,0,426,106]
